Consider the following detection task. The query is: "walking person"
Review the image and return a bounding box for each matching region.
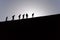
[6,16,8,21]
[26,13,28,19]
[18,14,21,20]
[22,14,25,19]
[12,15,15,21]
[32,13,34,18]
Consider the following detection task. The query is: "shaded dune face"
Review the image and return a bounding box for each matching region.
[0,0,60,21]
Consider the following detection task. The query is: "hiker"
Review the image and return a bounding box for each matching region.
[26,13,28,18]
[32,13,34,18]
[18,14,21,20]
[12,15,15,21]
[6,17,8,21]
[22,14,25,19]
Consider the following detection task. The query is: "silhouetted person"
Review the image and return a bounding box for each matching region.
[22,14,25,19]
[12,15,15,21]
[6,17,8,21]
[32,13,34,18]
[18,14,21,20]
[26,13,28,18]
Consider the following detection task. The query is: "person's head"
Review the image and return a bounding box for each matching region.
[19,14,21,16]
[23,14,25,15]
[33,13,34,14]
[14,15,15,16]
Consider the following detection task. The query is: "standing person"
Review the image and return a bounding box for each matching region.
[12,15,15,21]
[6,17,8,21]
[22,14,25,19]
[32,13,34,18]
[26,13,28,19]
[18,14,21,20]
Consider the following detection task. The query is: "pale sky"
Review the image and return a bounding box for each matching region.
[0,0,60,22]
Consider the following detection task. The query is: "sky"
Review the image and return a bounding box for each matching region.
[0,0,60,22]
